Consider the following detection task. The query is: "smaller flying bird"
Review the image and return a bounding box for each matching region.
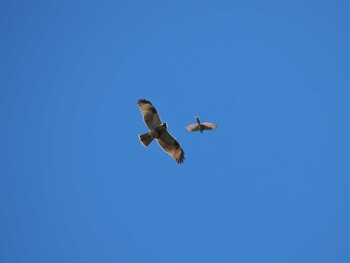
[186,116,217,133]
[137,99,185,164]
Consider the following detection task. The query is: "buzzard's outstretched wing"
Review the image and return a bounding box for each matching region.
[156,131,185,164]
[201,122,217,130]
[137,99,162,130]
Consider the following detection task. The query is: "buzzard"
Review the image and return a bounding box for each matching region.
[137,99,185,164]
[186,116,217,133]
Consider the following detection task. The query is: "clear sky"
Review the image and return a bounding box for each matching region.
[0,1,348,262]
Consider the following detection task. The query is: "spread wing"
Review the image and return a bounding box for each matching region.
[201,122,217,130]
[156,131,185,164]
[137,99,162,130]
[186,124,200,132]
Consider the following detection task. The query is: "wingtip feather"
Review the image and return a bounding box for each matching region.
[137,98,151,105]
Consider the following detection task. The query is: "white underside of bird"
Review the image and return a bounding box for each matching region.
[186,116,217,133]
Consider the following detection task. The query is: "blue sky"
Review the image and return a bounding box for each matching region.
[0,1,348,262]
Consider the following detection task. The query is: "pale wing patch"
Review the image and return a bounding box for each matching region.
[137,99,162,130]
[186,124,200,132]
[156,131,185,164]
[201,122,217,130]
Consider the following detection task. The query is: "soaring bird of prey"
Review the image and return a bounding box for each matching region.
[186,116,217,133]
[137,99,185,164]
